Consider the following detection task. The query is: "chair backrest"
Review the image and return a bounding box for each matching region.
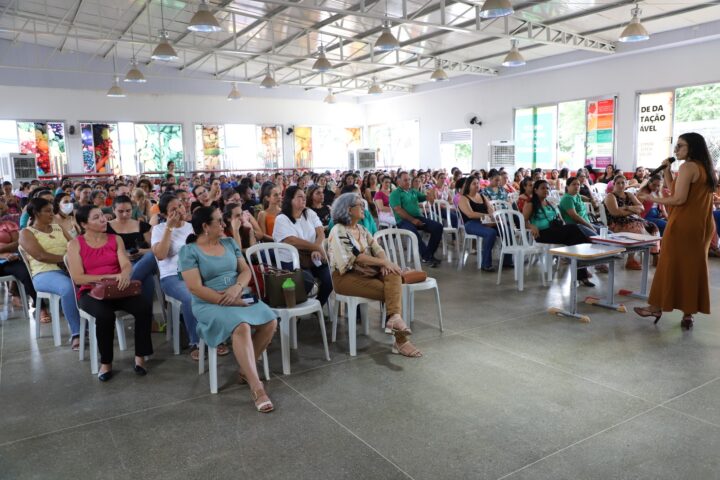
[493,209,533,250]
[429,199,454,228]
[17,246,35,278]
[372,228,421,270]
[244,242,301,298]
[490,200,512,211]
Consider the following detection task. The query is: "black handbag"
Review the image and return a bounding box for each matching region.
[261,267,307,308]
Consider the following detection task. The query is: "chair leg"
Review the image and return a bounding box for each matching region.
[279,311,291,375]
[317,309,331,361]
[434,286,444,332]
[51,297,61,347]
[401,288,409,327]
[172,304,180,355]
[380,303,386,329]
[497,250,504,285]
[262,350,270,381]
[208,346,218,394]
[79,316,87,361]
[165,301,172,342]
[347,300,357,357]
[89,320,98,374]
[331,298,340,343]
[517,251,525,292]
[290,316,298,350]
[360,303,369,336]
[33,297,42,340]
[476,238,482,270]
[16,282,29,321]
[198,339,205,374]
[116,318,127,351]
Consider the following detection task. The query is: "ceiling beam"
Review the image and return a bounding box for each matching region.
[58,0,85,53]
[99,0,148,59]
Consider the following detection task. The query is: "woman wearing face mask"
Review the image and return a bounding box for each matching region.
[53,193,79,238]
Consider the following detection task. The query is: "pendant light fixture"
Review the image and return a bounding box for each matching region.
[375,22,400,52]
[619,4,650,43]
[227,82,242,100]
[479,0,514,19]
[188,0,222,33]
[324,88,336,104]
[312,45,333,72]
[429,59,448,82]
[260,65,278,89]
[107,51,126,97]
[368,77,383,95]
[125,31,146,83]
[502,39,526,67]
[151,2,178,61]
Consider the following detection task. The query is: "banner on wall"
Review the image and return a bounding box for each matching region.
[586,98,615,169]
[514,107,556,169]
[637,91,674,168]
[294,126,312,169]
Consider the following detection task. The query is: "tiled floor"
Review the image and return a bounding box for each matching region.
[1,256,719,479]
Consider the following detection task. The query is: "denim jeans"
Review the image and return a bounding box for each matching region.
[397,216,443,261]
[463,220,497,269]
[131,252,158,302]
[713,210,720,237]
[645,208,667,235]
[160,274,199,346]
[32,270,81,338]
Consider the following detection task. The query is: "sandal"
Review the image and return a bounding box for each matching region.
[251,385,274,413]
[216,344,230,356]
[71,336,80,351]
[625,259,642,270]
[594,264,609,273]
[385,314,412,336]
[189,345,200,361]
[392,339,423,358]
[633,306,662,324]
[681,315,694,330]
[40,308,52,324]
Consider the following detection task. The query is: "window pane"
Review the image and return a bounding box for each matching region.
[557,100,586,170]
[195,124,224,170]
[369,120,418,169]
[637,92,674,169]
[514,106,557,169]
[674,82,720,161]
[0,120,18,157]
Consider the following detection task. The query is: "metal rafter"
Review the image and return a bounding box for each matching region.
[58,0,85,53]
[99,0,148,59]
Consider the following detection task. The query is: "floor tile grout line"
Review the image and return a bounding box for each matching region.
[495,405,661,480]
[0,387,242,449]
[659,404,720,430]
[459,333,654,404]
[658,376,720,406]
[276,376,417,480]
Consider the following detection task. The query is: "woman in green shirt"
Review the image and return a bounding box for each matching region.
[523,180,594,287]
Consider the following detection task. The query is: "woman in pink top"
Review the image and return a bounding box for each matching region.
[373,176,396,226]
[66,205,154,382]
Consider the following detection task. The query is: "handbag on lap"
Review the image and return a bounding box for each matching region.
[88,279,142,300]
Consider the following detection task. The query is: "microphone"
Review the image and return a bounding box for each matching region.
[648,157,676,177]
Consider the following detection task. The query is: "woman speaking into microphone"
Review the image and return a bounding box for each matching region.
[635,133,718,329]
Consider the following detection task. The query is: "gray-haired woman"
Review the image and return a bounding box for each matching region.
[327,193,422,357]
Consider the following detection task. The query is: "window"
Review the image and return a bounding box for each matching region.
[368,120,419,169]
[294,126,313,169]
[80,123,120,173]
[16,121,67,175]
[311,126,362,170]
[0,120,18,158]
[515,97,615,170]
[134,123,183,173]
[439,129,472,173]
[637,81,720,169]
[194,124,225,170]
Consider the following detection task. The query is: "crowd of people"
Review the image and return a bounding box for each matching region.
[2,145,719,413]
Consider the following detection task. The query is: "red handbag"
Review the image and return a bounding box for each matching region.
[401,270,427,284]
[89,279,142,300]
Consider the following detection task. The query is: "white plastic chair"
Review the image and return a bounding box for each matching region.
[373,229,443,332]
[164,294,182,355]
[456,213,483,270]
[63,256,130,374]
[244,242,330,375]
[493,210,547,292]
[18,246,62,346]
[490,200,512,211]
[0,274,30,320]
[427,199,459,261]
[198,338,269,394]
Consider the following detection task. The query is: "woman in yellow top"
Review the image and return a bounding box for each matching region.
[19,197,82,349]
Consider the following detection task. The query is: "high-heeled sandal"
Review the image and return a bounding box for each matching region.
[633,306,662,324]
[251,385,274,413]
[392,340,422,358]
[681,315,694,330]
[385,314,411,336]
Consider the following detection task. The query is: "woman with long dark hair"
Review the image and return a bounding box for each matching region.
[179,207,277,412]
[635,132,718,328]
[522,180,594,287]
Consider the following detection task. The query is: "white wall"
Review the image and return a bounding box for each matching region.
[0,85,364,173]
[364,38,720,172]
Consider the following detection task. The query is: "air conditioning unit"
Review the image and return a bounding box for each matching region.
[0,153,38,186]
[356,149,376,170]
[488,141,514,169]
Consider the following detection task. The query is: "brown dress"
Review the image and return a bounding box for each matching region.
[648,164,714,314]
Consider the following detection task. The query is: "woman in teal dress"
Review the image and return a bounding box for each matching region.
[179,206,277,413]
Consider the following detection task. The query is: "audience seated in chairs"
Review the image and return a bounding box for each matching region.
[151,194,230,360]
[307,184,331,227]
[483,170,508,201]
[223,203,259,249]
[515,177,534,213]
[19,197,81,349]
[327,193,421,358]
[0,204,37,315]
[523,180,595,287]
[273,186,333,307]
[389,171,443,267]
[637,174,669,236]
[373,176,397,227]
[53,192,79,238]
[106,195,157,302]
[66,205,154,382]
[457,176,498,272]
[604,174,660,269]
[559,176,603,238]
[178,206,277,413]
[257,185,281,242]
